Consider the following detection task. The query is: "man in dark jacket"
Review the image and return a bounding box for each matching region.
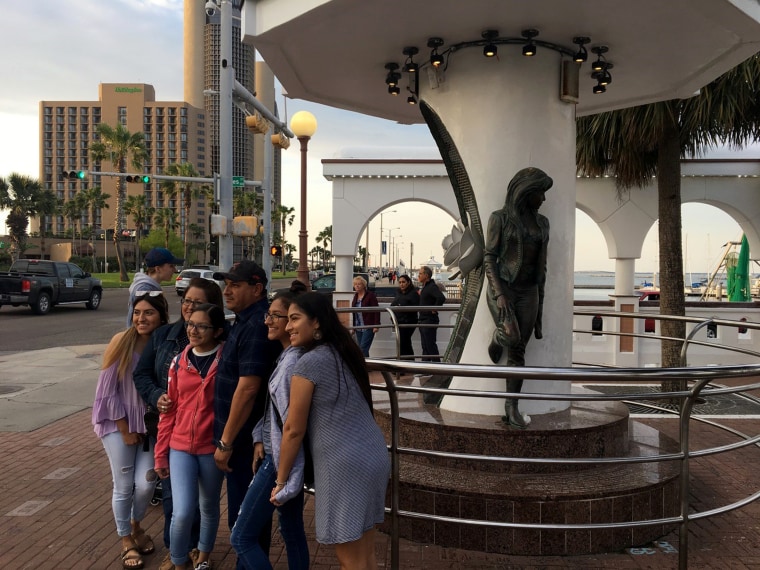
[417,266,446,362]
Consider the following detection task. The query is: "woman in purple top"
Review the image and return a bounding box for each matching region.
[93,291,169,569]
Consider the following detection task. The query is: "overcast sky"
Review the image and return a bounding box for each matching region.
[0,0,747,274]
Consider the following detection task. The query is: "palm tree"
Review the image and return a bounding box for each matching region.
[89,123,149,282]
[0,173,49,262]
[273,204,295,273]
[160,162,209,262]
[62,198,84,249]
[124,194,155,270]
[154,207,179,249]
[577,54,760,380]
[35,190,59,260]
[233,187,261,217]
[189,223,207,264]
[317,225,333,270]
[79,186,111,235]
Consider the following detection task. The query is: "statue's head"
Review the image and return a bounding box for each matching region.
[505,167,552,211]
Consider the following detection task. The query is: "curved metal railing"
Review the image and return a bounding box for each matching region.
[340,304,760,569]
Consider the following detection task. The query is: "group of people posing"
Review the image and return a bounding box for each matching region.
[92,252,390,570]
[353,266,447,361]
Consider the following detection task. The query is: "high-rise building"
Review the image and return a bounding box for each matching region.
[38,83,206,244]
[33,1,281,265]
[186,0,254,182]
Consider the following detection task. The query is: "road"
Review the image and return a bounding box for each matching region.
[0,277,406,355]
[0,278,298,354]
[0,287,178,354]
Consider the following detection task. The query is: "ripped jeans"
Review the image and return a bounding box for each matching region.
[101,431,156,537]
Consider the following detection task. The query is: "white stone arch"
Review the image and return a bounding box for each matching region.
[325,157,760,298]
[575,161,760,293]
[323,158,459,295]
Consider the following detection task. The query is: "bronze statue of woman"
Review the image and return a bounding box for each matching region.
[483,167,551,428]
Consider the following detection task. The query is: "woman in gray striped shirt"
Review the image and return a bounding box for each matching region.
[272,292,390,570]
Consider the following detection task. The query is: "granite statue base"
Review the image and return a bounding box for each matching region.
[373,377,680,556]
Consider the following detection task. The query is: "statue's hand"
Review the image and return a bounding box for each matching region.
[496,294,508,311]
[534,320,543,339]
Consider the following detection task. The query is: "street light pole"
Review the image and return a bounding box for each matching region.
[290,111,317,288]
[379,209,396,270]
[386,227,400,269]
[218,0,234,271]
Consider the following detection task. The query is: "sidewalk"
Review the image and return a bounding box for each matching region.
[1,347,760,568]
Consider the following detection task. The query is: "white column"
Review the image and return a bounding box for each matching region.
[335,255,354,292]
[615,258,636,295]
[431,50,575,417]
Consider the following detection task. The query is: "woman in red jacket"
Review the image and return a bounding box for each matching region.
[351,275,380,357]
[155,304,227,570]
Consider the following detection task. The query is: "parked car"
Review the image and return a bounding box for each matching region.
[311,272,375,294]
[174,268,225,296]
[0,259,103,315]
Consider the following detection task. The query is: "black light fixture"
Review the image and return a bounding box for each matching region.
[521,29,539,56]
[591,45,608,72]
[428,37,445,67]
[592,62,613,85]
[384,62,400,88]
[402,46,419,73]
[384,31,616,101]
[481,29,499,57]
[572,36,590,63]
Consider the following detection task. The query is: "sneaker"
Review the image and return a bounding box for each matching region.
[194,562,211,570]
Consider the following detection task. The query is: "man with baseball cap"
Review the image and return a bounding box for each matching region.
[211,260,281,562]
[125,247,183,326]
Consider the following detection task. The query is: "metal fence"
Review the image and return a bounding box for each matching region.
[340,304,760,570]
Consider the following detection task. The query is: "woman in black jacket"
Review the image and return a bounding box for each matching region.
[390,274,419,359]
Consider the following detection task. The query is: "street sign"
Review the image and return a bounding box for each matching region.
[233,176,245,188]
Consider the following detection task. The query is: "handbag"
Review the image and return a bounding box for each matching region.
[144,405,160,440]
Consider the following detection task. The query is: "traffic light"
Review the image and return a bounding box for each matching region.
[61,170,87,180]
[125,174,151,183]
[270,245,282,257]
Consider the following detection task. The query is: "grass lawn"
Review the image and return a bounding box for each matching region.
[91,273,176,289]
[93,270,298,288]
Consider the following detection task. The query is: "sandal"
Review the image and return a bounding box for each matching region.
[132,529,155,555]
[121,546,144,569]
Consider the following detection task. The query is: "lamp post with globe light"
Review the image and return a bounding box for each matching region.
[290,111,317,288]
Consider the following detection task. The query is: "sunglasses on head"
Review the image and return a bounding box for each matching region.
[135,290,164,298]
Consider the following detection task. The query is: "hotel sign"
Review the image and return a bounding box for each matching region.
[115,87,142,93]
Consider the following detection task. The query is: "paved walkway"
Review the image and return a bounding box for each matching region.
[1,347,760,568]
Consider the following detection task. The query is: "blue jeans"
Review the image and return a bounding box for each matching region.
[355,328,375,357]
[160,474,201,550]
[168,450,224,566]
[230,454,309,570]
[101,432,155,537]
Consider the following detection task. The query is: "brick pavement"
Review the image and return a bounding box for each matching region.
[1,410,760,569]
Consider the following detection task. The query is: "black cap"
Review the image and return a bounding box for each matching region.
[213,260,268,286]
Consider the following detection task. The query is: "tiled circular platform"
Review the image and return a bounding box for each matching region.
[374,377,680,555]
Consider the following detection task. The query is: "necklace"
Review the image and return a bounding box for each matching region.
[190,346,218,378]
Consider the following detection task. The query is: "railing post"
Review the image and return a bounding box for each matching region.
[380,370,401,569]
